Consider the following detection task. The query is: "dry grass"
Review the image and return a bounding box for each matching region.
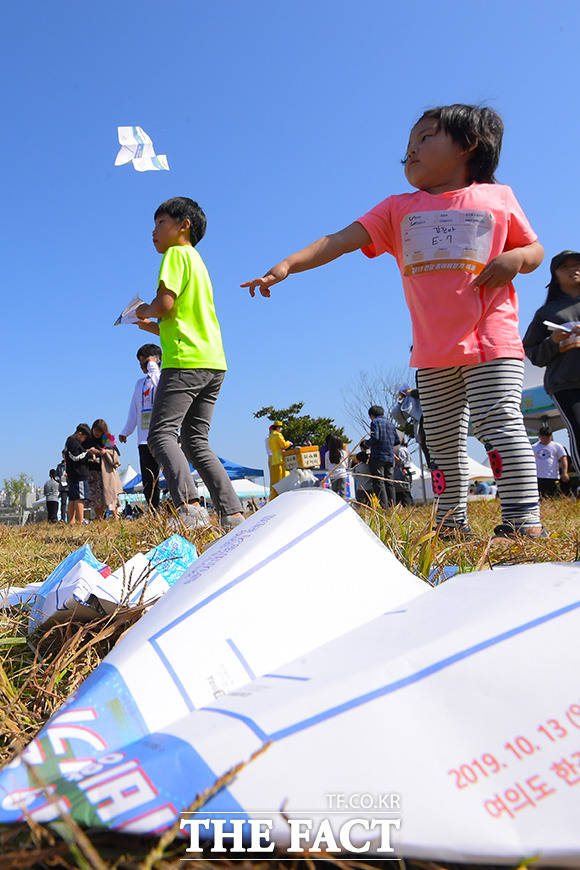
[0,498,577,868]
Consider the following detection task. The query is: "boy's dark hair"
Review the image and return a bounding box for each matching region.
[154,197,207,246]
[415,104,503,184]
[75,423,91,438]
[49,469,57,478]
[539,423,552,437]
[368,405,384,418]
[544,250,580,303]
[137,343,162,360]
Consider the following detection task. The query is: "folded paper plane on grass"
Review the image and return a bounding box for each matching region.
[1,489,579,863]
[1,534,197,632]
[115,126,169,172]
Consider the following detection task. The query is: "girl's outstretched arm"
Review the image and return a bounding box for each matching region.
[241,221,372,297]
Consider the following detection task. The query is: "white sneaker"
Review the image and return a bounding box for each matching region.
[170,504,211,531]
[221,513,245,530]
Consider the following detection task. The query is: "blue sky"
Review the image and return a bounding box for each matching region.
[2,1,579,484]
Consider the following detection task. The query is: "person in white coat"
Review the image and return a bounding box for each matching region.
[119,344,162,509]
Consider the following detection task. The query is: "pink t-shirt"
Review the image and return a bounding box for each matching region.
[357,183,537,368]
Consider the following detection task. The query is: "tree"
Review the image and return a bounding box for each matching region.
[3,473,33,518]
[254,402,349,448]
[342,366,415,441]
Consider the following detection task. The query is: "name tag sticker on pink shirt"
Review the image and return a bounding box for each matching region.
[402,209,494,276]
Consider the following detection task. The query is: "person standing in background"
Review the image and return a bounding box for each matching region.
[119,344,162,510]
[43,470,60,523]
[532,424,569,497]
[56,450,68,521]
[65,423,98,524]
[363,405,400,508]
[524,250,580,478]
[268,422,292,499]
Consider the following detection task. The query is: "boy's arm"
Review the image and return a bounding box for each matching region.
[474,241,544,290]
[119,384,140,442]
[241,221,372,298]
[136,282,175,319]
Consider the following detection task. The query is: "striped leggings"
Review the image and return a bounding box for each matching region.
[417,358,540,528]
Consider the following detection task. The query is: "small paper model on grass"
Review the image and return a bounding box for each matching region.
[114,294,145,326]
[23,535,197,632]
[115,126,169,172]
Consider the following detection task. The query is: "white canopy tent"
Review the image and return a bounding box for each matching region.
[409,455,494,503]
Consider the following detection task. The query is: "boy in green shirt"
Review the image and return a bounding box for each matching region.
[136,197,244,530]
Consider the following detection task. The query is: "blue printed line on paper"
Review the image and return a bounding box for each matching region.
[226,638,256,680]
[207,595,580,745]
[149,504,348,643]
[147,504,349,707]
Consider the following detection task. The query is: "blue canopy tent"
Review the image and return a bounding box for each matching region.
[123,456,264,493]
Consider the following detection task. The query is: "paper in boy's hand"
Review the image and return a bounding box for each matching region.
[114,295,146,326]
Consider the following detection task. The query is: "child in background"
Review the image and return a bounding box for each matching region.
[324,434,348,498]
[89,419,123,520]
[242,104,546,538]
[352,451,373,504]
[43,470,60,523]
[119,344,162,510]
[136,197,244,530]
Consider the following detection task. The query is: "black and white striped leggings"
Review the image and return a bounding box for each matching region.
[417,358,540,528]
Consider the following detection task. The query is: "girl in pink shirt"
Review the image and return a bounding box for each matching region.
[242,104,546,538]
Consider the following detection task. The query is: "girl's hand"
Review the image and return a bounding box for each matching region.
[241,262,290,298]
[473,250,524,290]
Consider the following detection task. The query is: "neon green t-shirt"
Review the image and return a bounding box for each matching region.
[157,245,227,370]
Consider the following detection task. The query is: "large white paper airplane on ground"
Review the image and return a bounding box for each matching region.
[0,490,578,863]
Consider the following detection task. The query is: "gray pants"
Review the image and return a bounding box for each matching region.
[148,368,242,517]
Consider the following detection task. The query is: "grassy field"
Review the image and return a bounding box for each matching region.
[0,498,577,868]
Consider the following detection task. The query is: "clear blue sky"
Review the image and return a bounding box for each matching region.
[2,1,579,484]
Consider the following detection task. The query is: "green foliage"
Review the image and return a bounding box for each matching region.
[254,402,349,447]
[3,473,33,513]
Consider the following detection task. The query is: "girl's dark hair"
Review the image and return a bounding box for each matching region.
[545,275,563,304]
[328,434,344,465]
[412,104,504,184]
[154,197,207,246]
[92,419,109,436]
